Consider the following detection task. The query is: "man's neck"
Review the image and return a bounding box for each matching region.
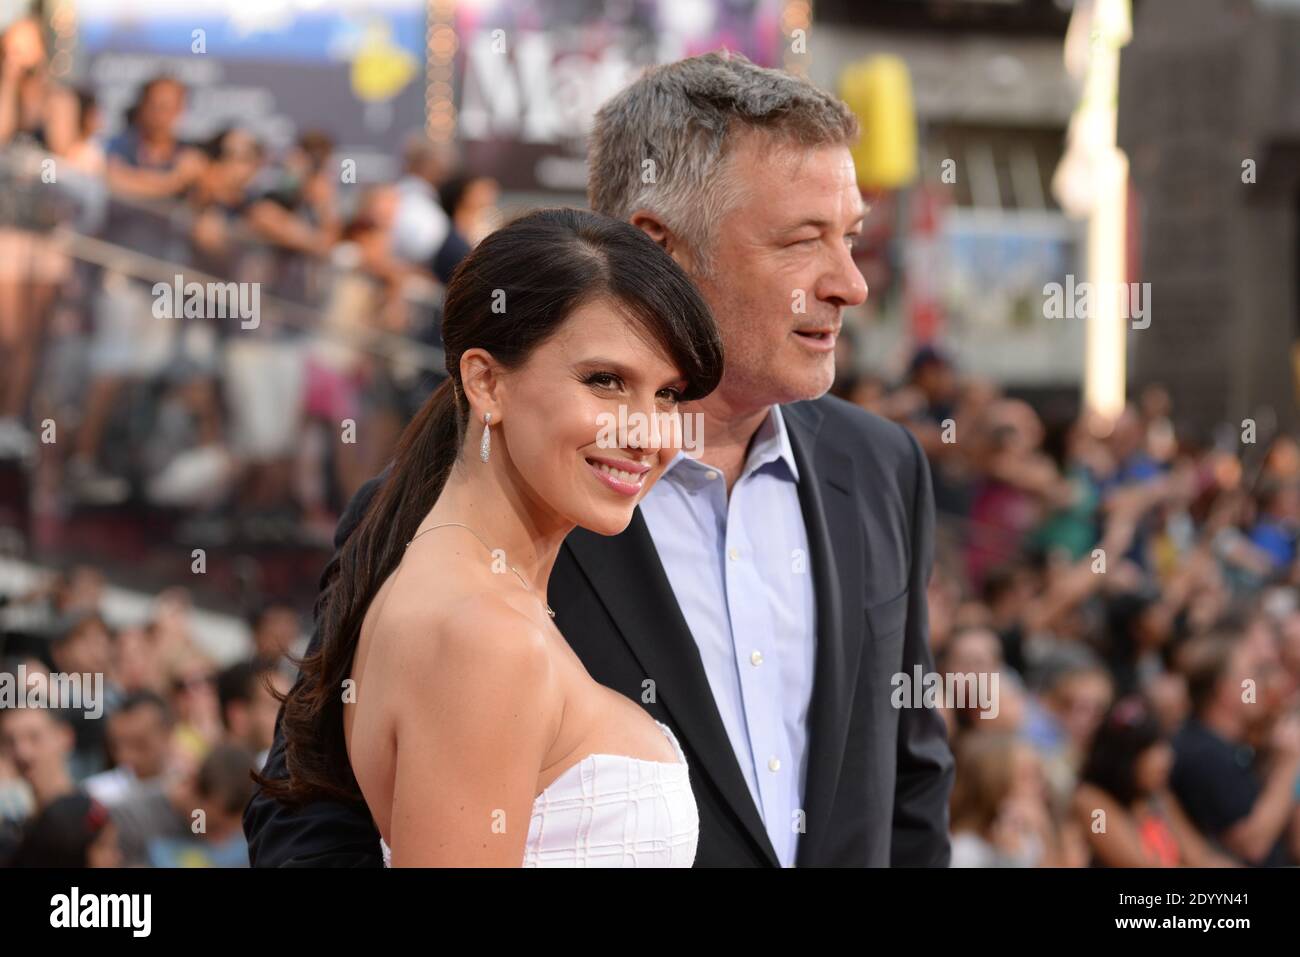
[34,768,74,809]
[1201,706,1245,744]
[139,129,173,150]
[686,391,774,496]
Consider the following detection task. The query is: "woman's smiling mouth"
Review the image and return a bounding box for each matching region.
[585,455,650,496]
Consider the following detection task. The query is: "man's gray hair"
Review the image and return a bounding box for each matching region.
[587,51,859,276]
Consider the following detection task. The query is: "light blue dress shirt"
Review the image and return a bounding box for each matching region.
[639,405,816,867]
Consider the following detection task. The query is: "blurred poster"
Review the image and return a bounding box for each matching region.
[77,0,426,160]
[451,0,786,193]
[940,210,1084,385]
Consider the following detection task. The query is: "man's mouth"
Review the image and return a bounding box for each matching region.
[793,327,838,350]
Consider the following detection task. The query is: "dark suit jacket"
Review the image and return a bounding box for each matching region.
[243,394,954,866]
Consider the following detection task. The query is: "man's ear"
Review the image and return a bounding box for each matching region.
[628,209,695,272]
[628,209,672,248]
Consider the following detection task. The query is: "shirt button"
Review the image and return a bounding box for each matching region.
[727,547,739,561]
[768,757,781,772]
[705,470,718,481]
[750,650,763,666]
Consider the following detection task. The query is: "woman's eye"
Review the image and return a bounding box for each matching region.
[657,388,683,404]
[587,372,622,390]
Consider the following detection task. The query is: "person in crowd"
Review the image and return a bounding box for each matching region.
[111,625,169,696]
[8,792,122,868]
[1075,694,1237,866]
[104,74,204,203]
[390,134,470,284]
[247,602,303,664]
[1022,644,1114,798]
[245,129,341,260]
[166,651,223,769]
[936,626,1026,736]
[0,17,77,459]
[437,171,500,248]
[83,690,174,806]
[48,612,123,779]
[1249,481,1300,575]
[217,657,290,767]
[1170,633,1300,865]
[0,704,76,815]
[146,743,255,867]
[949,732,1075,867]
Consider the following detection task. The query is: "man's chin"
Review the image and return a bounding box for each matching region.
[772,360,836,405]
[721,357,835,410]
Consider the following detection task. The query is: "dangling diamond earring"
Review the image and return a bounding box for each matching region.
[479,412,492,463]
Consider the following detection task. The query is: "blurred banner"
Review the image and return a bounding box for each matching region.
[78,0,427,159]
[448,0,785,194]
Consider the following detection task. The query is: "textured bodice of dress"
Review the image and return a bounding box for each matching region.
[379,720,698,867]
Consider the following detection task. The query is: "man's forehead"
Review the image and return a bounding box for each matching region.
[729,139,863,221]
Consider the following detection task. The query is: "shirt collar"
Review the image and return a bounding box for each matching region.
[662,405,800,486]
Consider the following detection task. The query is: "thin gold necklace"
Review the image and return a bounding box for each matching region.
[405,521,556,618]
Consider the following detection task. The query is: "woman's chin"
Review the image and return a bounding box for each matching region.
[575,504,639,538]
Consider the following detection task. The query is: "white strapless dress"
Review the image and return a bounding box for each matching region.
[380,720,698,867]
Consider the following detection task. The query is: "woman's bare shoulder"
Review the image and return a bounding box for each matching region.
[377,578,559,708]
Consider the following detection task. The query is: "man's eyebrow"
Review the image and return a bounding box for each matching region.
[781,217,833,233]
[780,213,867,234]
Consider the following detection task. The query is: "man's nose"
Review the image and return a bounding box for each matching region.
[820,242,868,308]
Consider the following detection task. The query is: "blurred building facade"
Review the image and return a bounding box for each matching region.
[807,0,1085,394]
[1119,0,1300,437]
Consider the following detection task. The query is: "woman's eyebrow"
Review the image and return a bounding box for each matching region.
[575,357,686,390]
[574,356,636,378]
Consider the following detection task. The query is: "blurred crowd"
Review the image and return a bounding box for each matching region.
[0,565,302,867]
[0,12,500,868]
[5,12,1300,870]
[0,15,500,545]
[835,341,1300,867]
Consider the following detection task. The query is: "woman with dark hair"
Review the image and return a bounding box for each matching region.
[438,172,500,247]
[257,207,723,866]
[10,793,122,868]
[1073,695,1234,867]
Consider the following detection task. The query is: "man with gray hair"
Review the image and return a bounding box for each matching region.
[247,51,953,867]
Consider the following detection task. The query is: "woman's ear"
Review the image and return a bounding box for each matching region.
[459,348,503,422]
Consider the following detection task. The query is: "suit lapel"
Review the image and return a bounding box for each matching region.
[564,513,780,866]
[782,401,865,866]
